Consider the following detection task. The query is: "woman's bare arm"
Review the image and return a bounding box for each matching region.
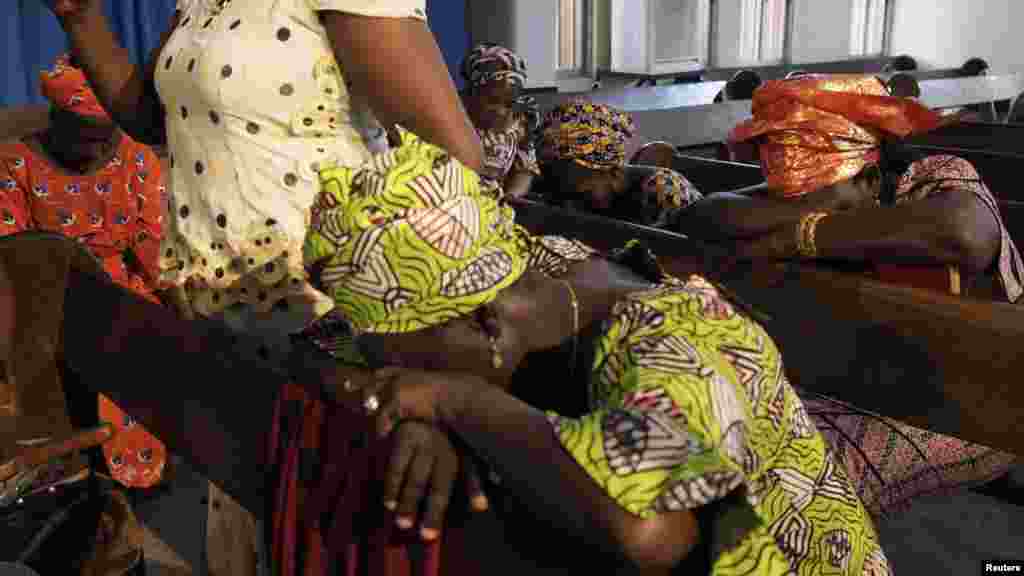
[321,13,484,172]
[736,188,1001,274]
[674,187,826,240]
[58,6,178,145]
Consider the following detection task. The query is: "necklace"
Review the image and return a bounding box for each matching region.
[559,279,580,379]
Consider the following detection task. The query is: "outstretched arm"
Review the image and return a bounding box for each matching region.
[56,4,179,145]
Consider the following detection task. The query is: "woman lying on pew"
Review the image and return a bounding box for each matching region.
[3,133,895,575]
[459,43,541,199]
[303,132,892,574]
[536,101,703,227]
[674,74,1021,516]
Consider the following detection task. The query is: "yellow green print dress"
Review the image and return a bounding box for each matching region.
[546,275,893,575]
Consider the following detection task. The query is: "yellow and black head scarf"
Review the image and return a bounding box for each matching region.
[304,131,530,334]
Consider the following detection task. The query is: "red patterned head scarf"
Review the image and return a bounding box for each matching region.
[39,53,110,122]
[728,74,942,198]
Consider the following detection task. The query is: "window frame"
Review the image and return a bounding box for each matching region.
[850,0,892,57]
[556,0,593,78]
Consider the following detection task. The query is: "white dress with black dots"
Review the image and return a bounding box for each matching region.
[154,0,427,321]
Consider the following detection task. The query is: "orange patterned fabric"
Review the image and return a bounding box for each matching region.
[98,395,167,488]
[0,137,169,488]
[729,74,942,198]
[39,53,110,121]
[0,139,166,303]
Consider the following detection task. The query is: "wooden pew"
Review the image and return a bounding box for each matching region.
[513,199,1024,456]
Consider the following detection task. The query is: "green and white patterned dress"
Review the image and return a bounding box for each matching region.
[547,273,892,575]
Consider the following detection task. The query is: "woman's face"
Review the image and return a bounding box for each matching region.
[563,164,627,213]
[469,80,520,131]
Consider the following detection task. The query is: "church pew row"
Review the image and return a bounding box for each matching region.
[512,199,1024,457]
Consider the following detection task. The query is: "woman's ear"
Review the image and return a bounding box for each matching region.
[473,303,502,341]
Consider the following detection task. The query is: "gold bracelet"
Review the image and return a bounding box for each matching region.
[796,212,830,259]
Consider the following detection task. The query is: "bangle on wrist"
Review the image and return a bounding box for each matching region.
[795,211,831,259]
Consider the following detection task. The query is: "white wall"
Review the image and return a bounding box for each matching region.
[467,0,559,89]
[889,0,1024,73]
[788,0,854,64]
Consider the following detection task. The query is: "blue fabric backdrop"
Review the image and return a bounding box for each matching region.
[1,0,468,107]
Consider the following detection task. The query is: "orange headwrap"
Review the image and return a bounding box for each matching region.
[39,53,110,121]
[729,74,942,198]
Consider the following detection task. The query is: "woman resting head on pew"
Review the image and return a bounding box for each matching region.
[459,42,541,199]
[678,74,1024,303]
[675,74,1020,517]
[301,130,893,574]
[537,100,703,227]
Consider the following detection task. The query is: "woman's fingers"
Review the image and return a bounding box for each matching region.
[395,449,433,533]
[383,426,419,512]
[463,458,489,512]
[420,446,457,541]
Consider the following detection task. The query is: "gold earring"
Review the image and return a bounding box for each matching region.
[489,336,503,370]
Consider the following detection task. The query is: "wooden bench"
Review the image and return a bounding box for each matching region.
[513,199,1024,457]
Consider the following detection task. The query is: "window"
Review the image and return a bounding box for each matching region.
[738,0,788,64]
[850,0,890,56]
[557,0,590,74]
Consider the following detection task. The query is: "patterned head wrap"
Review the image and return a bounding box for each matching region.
[462,43,528,89]
[539,100,637,170]
[39,53,110,121]
[729,74,942,198]
[304,130,530,334]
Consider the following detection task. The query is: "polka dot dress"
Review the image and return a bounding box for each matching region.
[154,0,427,319]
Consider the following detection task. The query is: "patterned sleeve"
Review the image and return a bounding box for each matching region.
[307,0,427,19]
[0,154,32,237]
[127,144,166,288]
[639,168,703,213]
[546,286,755,519]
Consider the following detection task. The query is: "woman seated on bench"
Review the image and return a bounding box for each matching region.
[536,100,703,227]
[677,74,1023,303]
[459,43,541,200]
[674,74,1020,516]
[0,54,169,493]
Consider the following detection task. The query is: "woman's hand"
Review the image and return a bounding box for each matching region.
[364,367,481,437]
[384,421,488,541]
[42,0,99,19]
[734,221,800,260]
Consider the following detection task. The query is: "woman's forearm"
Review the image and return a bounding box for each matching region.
[447,383,696,571]
[323,14,484,172]
[676,189,810,240]
[814,192,1000,273]
[61,267,295,517]
[60,8,170,145]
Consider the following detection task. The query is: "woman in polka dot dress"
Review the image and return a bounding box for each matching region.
[42,0,486,574]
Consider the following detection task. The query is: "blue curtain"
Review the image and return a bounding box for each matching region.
[1,0,468,106]
[1,0,176,107]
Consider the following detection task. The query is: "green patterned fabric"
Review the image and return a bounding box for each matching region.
[547,275,892,575]
[304,130,530,334]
